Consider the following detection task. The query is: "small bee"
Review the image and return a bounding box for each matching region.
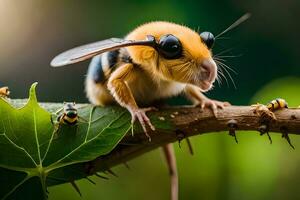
[57,102,79,125]
[267,98,288,111]
[0,86,10,98]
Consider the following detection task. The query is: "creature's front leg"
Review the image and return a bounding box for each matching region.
[107,63,155,140]
[185,85,230,115]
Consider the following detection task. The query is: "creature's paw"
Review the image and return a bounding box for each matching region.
[196,98,230,116]
[130,107,157,141]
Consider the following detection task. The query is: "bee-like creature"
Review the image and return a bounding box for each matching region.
[56,102,79,125]
[267,98,288,111]
[51,24,226,200]
[51,24,229,132]
[0,86,10,98]
[50,15,249,200]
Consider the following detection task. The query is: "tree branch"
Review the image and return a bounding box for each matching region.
[11,99,300,184]
[88,105,300,174]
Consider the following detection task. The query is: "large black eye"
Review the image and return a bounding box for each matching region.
[200,32,215,49]
[158,34,182,59]
[67,111,77,118]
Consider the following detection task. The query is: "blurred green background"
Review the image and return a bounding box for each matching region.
[1,0,300,199]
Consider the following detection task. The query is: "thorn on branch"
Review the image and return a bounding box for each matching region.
[106,169,118,177]
[175,129,194,154]
[70,179,82,197]
[123,162,130,170]
[258,124,272,144]
[84,161,95,175]
[280,126,295,149]
[95,173,109,180]
[227,119,238,144]
[185,137,194,155]
[175,129,185,148]
[85,177,96,185]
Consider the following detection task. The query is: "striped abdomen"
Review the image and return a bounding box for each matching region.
[87,50,120,83]
[267,98,288,111]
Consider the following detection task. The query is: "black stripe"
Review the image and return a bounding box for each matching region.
[87,55,105,83]
[63,118,78,125]
[65,108,76,111]
[275,99,281,108]
[107,50,120,68]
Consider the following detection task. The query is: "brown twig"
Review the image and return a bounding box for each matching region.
[86,105,300,174]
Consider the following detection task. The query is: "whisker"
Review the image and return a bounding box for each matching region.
[215,54,243,58]
[216,64,229,87]
[215,13,251,39]
[214,57,226,62]
[215,60,237,75]
[215,70,222,86]
[215,36,231,40]
[223,63,237,75]
[177,62,193,81]
[215,59,237,88]
[218,62,237,89]
[214,48,235,57]
[212,14,249,89]
[216,70,224,86]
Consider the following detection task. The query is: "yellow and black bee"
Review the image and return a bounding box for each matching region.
[0,86,10,98]
[267,98,288,111]
[57,102,79,125]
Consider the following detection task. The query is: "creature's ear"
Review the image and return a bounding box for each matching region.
[50,36,157,67]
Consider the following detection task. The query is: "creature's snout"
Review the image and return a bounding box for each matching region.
[199,59,217,90]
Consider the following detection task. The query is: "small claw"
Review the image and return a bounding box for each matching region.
[131,114,136,124]
[200,102,205,110]
[211,103,218,116]
[130,107,156,141]
[142,114,155,131]
[197,98,230,117]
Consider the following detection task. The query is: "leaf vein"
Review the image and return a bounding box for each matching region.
[84,107,95,142]
[47,111,127,170]
[33,108,42,166]
[2,174,31,200]
[1,134,38,166]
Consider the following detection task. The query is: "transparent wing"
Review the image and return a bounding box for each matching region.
[50,38,155,67]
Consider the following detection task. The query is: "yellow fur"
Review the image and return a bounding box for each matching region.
[126,21,211,63]
[87,21,217,108]
[85,78,113,106]
[125,21,213,86]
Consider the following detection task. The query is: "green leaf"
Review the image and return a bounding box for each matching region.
[0,83,132,199]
